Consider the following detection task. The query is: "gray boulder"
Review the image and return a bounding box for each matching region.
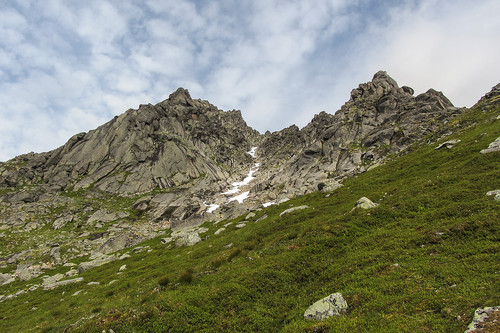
[304,293,348,320]
[53,215,73,230]
[214,228,225,235]
[15,264,41,281]
[65,269,79,277]
[465,306,500,332]
[245,212,256,220]
[486,190,500,201]
[87,209,129,224]
[319,180,343,192]
[280,205,309,217]
[435,139,461,150]
[175,232,201,247]
[353,197,379,210]
[41,273,64,287]
[43,277,84,290]
[0,273,15,285]
[170,226,208,247]
[78,254,118,273]
[480,137,500,154]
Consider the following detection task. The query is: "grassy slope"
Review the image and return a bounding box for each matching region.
[0,104,499,332]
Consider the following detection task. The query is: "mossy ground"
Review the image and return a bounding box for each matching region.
[0,105,499,332]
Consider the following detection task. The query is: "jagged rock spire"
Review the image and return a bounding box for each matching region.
[168,87,194,107]
[372,70,399,88]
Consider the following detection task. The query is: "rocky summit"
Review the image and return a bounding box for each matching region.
[0,71,469,268]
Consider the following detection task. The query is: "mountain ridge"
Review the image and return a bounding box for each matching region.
[0,70,495,278]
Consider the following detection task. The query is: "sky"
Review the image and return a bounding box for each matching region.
[1,0,499,161]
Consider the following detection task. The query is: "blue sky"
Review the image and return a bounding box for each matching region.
[1,0,499,161]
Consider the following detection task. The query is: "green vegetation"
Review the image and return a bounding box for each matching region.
[0,105,499,332]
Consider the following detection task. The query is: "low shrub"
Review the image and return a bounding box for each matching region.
[158,276,170,287]
[179,269,193,284]
[227,248,242,262]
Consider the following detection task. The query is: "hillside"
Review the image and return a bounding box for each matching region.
[0,75,499,332]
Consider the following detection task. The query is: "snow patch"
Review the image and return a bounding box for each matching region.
[204,147,260,212]
[248,147,258,158]
[262,202,275,208]
[205,203,219,213]
[222,163,259,195]
[228,191,250,204]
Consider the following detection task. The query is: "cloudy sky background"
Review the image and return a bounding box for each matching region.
[1,0,499,161]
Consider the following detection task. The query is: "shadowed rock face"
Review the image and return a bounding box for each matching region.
[2,71,491,272]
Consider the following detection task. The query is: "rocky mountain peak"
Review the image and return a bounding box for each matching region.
[372,70,399,87]
[415,88,453,110]
[248,71,465,203]
[167,87,194,107]
[473,82,500,109]
[349,71,400,103]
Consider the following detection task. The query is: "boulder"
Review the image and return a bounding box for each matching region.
[87,209,129,224]
[486,190,500,201]
[402,86,414,95]
[42,273,64,287]
[170,226,208,247]
[15,264,41,281]
[53,215,73,230]
[480,137,500,154]
[175,232,201,247]
[255,214,268,222]
[214,228,225,235]
[280,205,309,217]
[245,212,256,220]
[465,306,500,332]
[0,273,15,285]
[353,197,379,210]
[78,254,118,273]
[319,180,343,192]
[161,237,173,244]
[95,234,129,255]
[435,139,461,150]
[304,293,348,320]
[65,269,79,277]
[43,277,84,290]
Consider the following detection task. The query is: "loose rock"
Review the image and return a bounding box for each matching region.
[353,197,379,210]
[214,228,225,235]
[480,137,500,154]
[486,190,500,201]
[435,139,461,150]
[304,293,348,320]
[280,205,309,217]
[43,277,84,290]
[465,306,500,332]
[78,254,118,273]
